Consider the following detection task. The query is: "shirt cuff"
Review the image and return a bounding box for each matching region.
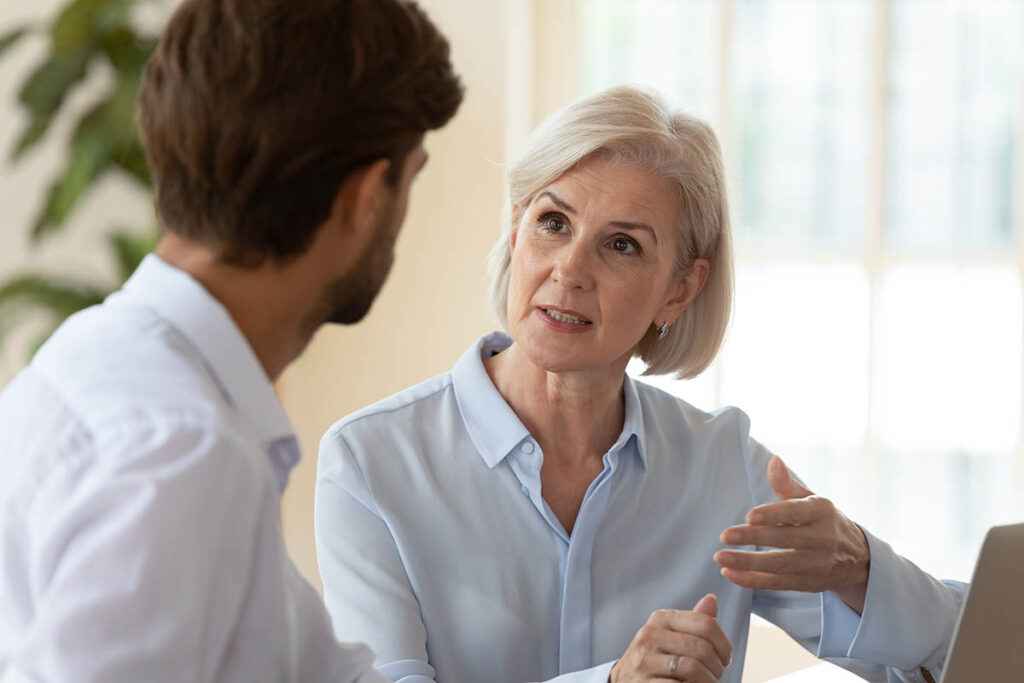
[378,658,437,682]
[817,527,965,672]
[543,660,617,683]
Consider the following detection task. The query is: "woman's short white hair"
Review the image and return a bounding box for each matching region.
[487,85,734,378]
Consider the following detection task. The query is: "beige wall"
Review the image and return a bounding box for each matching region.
[0,1,815,679]
[276,0,513,592]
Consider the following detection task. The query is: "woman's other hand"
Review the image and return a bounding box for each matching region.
[610,594,733,682]
[714,455,871,613]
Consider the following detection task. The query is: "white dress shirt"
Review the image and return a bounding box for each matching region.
[0,255,385,683]
[315,332,966,683]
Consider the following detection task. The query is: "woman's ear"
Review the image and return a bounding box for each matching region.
[509,204,521,251]
[657,258,710,325]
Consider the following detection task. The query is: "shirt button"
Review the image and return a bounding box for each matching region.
[520,484,530,497]
[521,441,536,454]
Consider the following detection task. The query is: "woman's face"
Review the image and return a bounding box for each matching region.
[506,156,704,375]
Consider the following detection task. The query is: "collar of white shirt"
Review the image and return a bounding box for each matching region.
[450,331,649,469]
[116,254,299,490]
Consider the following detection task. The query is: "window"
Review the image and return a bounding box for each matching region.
[571,0,1024,580]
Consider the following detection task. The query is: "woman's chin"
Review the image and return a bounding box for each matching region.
[516,335,609,376]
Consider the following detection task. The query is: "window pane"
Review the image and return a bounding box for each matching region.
[882,451,1017,580]
[719,264,871,449]
[628,356,719,411]
[875,266,1023,454]
[733,0,870,248]
[577,0,718,121]
[888,0,1024,249]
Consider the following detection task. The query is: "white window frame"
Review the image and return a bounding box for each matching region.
[507,0,1024,520]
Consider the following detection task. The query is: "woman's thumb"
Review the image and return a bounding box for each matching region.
[693,593,718,618]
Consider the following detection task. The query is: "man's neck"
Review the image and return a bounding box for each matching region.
[154,234,316,382]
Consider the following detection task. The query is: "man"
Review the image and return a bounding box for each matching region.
[0,0,462,680]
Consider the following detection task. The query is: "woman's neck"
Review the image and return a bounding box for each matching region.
[484,343,627,466]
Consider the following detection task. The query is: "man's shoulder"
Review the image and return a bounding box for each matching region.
[0,299,259,496]
[30,296,232,430]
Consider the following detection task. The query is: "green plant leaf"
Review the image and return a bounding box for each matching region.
[53,0,133,54]
[0,274,108,349]
[11,114,55,160]
[32,126,110,239]
[112,142,151,187]
[31,66,154,236]
[0,26,30,59]
[108,229,157,280]
[12,47,92,158]
[100,26,154,78]
[17,47,91,114]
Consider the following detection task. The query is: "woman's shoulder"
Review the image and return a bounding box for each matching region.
[321,371,456,447]
[631,378,752,437]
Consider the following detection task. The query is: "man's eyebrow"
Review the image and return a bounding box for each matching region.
[537,191,575,214]
[609,221,658,245]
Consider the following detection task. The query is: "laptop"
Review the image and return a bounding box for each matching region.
[940,522,1024,682]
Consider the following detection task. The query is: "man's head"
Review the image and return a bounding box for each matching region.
[138,0,463,314]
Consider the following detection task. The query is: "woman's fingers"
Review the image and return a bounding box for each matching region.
[648,652,719,683]
[654,608,733,666]
[611,606,734,682]
[746,496,831,526]
[714,548,831,575]
[641,627,726,678]
[717,567,833,592]
[720,523,826,549]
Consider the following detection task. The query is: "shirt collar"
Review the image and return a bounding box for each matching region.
[117,255,297,454]
[452,332,648,469]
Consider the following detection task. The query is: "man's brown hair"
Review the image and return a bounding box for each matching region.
[138,0,462,265]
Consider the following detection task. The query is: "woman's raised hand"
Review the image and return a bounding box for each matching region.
[714,455,871,613]
[610,594,733,682]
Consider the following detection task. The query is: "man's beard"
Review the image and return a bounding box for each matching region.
[321,202,399,326]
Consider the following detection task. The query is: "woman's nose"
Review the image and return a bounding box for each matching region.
[551,242,595,290]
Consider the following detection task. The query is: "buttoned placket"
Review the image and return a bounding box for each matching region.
[505,435,632,675]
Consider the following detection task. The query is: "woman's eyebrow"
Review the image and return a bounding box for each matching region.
[538,190,659,245]
[609,221,658,245]
[537,191,575,214]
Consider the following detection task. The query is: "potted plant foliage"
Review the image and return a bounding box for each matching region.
[0,0,158,357]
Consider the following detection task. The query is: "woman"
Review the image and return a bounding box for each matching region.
[314,86,964,683]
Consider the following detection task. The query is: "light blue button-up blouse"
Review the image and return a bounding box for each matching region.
[315,333,965,683]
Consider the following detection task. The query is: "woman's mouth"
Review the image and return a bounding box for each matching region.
[541,308,592,326]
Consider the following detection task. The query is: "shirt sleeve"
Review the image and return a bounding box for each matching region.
[738,410,966,683]
[8,418,266,682]
[316,430,437,683]
[7,416,383,683]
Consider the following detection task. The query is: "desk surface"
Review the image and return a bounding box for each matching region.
[766,662,864,682]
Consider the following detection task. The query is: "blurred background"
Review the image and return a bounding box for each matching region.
[1,0,1021,680]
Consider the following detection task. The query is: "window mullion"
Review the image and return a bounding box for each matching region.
[862,0,892,530]
[714,0,735,410]
[1016,8,1024,520]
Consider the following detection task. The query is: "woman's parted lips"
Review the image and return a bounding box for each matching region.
[538,305,593,324]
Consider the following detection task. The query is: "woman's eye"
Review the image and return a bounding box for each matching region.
[611,236,639,254]
[539,214,567,232]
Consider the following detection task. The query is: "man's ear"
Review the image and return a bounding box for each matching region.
[329,158,392,240]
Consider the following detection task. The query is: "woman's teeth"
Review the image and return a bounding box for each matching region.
[543,309,589,325]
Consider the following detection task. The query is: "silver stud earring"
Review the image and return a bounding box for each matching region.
[658,322,670,340]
